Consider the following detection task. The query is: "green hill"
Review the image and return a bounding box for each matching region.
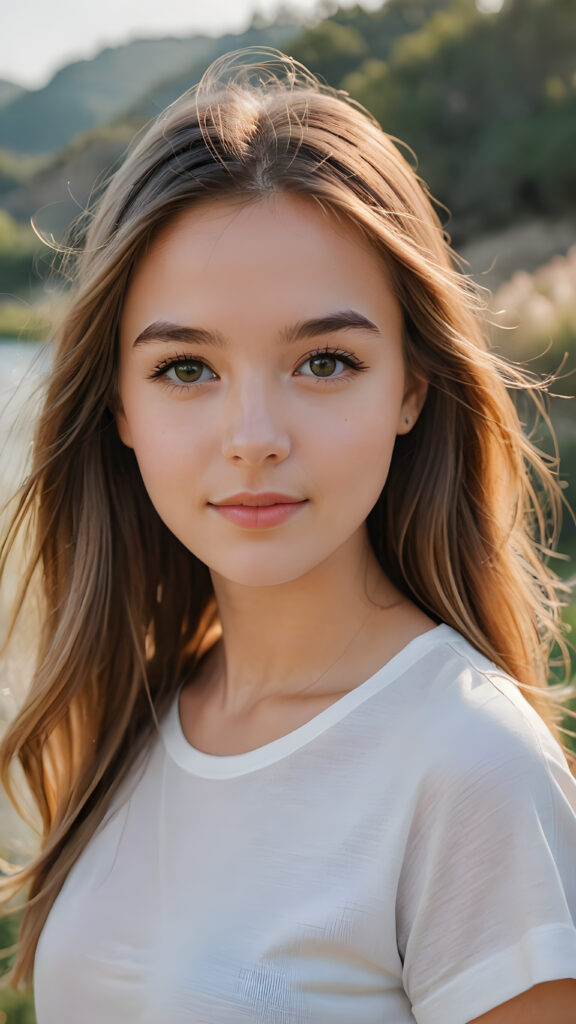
[336,0,576,241]
[0,20,305,235]
[117,20,309,122]
[2,0,575,247]
[0,35,240,156]
[1,121,139,236]
[0,79,27,109]
[0,12,307,159]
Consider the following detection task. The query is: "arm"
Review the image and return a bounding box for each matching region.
[467,978,576,1023]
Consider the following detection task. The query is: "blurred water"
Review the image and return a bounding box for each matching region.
[0,341,45,858]
[0,339,45,685]
[0,340,42,381]
[0,341,45,496]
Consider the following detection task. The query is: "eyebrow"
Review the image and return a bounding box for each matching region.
[131,309,381,348]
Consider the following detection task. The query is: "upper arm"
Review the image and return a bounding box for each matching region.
[467,979,576,1023]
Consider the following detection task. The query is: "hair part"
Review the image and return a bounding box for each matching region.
[1,46,574,988]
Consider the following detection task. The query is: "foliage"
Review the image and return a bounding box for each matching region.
[0,24,303,158]
[0,912,19,977]
[0,152,39,201]
[0,213,45,295]
[339,0,576,240]
[0,909,36,1023]
[489,246,576,394]
[486,245,576,597]
[0,986,36,1024]
[327,0,464,61]
[0,300,52,340]
[1,0,575,247]
[0,37,219,156]
[290,20,369,83]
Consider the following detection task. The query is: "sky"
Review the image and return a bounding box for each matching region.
[1,0,384,90]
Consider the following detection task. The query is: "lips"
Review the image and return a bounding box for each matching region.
[211,492,304,507]
[209,498,308,529]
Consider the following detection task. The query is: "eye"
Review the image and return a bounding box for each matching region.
[148,346,369,389]
[296,347,368,379]
[149,356,216,387]
[167,360,214,384]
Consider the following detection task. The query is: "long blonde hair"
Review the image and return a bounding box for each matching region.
[1,47,574,989]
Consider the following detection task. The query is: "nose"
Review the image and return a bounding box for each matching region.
[220,375,291,465]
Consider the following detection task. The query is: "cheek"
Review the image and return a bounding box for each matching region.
[119,390,204,496]
[324,395,401,486]
[299,404,399,537]
[137,425,202,488]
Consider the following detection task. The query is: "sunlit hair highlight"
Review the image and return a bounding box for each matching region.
[1,46,574,989]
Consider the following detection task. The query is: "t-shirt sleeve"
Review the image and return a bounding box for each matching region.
[395,686,576,1024]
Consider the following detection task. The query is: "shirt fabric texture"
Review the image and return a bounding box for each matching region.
[33,624,576,1023]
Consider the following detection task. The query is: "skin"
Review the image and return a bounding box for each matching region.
[467,978,576,1022]
[116,192,576,1019]
[117,191,431,725]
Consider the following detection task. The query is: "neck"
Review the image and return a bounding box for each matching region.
[201,527,407,716]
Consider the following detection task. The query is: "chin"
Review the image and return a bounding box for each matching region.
[206,549,334,590]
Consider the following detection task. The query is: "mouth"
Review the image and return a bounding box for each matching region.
[210,493,306,508]
[208,499,308,528]
[213,501,302,508]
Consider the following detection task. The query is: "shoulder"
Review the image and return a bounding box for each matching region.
[392,626,576,836]
[395,627,576,924]
[389,623,576,865]
[395,629,576,1024]
[402,624,571,790]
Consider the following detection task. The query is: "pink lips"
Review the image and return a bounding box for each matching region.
[209,493,308,529]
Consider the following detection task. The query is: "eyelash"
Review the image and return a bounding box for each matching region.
[147,347,370,390]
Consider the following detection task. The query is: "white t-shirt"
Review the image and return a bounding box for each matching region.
[33,624,576,1024]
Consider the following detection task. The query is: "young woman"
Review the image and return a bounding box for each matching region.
[1,47,575,1024]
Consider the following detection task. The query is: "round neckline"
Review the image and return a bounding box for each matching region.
[160,623,452,778]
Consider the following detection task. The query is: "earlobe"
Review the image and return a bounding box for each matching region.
[397,376,428,435]
[109,369,134,448]
[113,405,134,449]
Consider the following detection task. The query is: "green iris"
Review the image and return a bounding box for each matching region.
[174,362,202,383]
[310,355,337,377]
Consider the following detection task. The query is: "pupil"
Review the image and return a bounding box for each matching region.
[175,363,200,383]
[312,355,336,377]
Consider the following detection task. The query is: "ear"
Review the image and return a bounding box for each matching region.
[112,398,134,449]
[396,373,428,435]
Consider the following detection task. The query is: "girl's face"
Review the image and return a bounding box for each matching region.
[117,193,426,587]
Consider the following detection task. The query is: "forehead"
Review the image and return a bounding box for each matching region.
[120,192,401,338]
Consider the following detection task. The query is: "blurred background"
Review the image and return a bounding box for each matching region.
[1,1,575,1017]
